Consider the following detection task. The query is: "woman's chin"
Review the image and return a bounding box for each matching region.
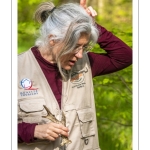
[62,65,73,70]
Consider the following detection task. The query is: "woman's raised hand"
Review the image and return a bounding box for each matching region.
[80,0,97,17]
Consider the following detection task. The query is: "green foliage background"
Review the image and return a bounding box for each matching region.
[18,0,132,150]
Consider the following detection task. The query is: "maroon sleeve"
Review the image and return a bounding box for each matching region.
[88,23,132,77]
[18,122,37,143]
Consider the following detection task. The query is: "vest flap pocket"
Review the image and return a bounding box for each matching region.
[77,108,95,138]
[64,104,76,111]
[19,99,45,113]
[77,108,93,123]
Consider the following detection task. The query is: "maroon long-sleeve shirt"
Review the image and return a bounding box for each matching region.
[18,23,132,143]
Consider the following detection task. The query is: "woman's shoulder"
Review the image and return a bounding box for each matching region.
[18,46,36,58]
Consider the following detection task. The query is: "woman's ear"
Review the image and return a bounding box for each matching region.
[49,34,55,46]
[50,40,55,46]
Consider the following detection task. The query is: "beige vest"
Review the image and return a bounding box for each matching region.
[18,49,101,150]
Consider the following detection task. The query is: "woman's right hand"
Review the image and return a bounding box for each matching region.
[34,122,69,141]
[80,0,97,18]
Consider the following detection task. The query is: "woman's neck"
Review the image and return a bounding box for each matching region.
[38,47,56,64]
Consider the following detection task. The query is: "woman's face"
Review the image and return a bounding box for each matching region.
[60,34,90,70]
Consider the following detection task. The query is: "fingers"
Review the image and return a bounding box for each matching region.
[46,123,69,141]
[80,0,87,9]
[34,122,69,141]
[86,6,97,17]
[51,123,69,137]
[80,0,97,18]
[44,131,59,141]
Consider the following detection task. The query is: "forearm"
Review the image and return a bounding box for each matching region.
[89,23,132,77]
[96,23,132,66]
[18,122,37,143]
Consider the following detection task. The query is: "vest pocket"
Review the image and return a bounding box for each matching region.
[64,107,99,150]
[18,99,47,121]
[77,108,95,138]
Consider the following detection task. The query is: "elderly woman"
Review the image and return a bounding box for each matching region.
[18,0,132,150]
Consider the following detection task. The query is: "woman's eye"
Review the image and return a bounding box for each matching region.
[75,46,79,49]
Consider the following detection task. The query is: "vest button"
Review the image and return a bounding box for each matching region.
[84,138,89,145]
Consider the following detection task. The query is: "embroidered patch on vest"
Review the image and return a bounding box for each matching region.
[20,78,38,97]
[71,67,88,89]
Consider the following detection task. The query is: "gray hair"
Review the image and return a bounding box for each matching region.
[34,1,99,80]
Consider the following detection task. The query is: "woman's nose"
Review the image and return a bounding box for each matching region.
[74,49,83,58]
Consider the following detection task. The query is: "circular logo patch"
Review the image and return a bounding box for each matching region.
[20,78,32,90]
